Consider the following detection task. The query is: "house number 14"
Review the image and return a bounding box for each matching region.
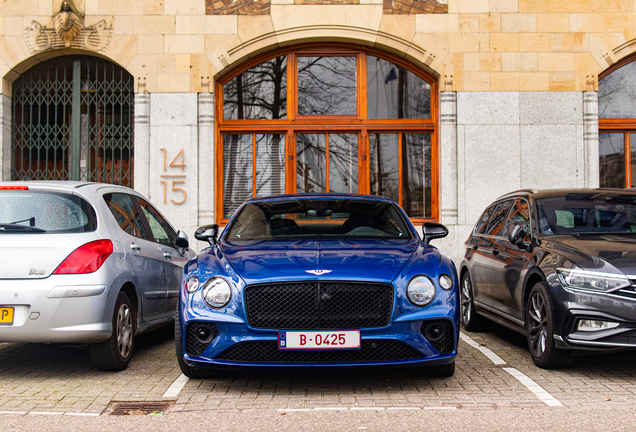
[160,148,187,205]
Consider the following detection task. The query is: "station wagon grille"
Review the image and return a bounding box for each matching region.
[215,340,422,363]
[244,282,394,329]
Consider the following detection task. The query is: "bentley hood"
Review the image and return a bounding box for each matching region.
[220,239,420,285]
[543,234,636,276]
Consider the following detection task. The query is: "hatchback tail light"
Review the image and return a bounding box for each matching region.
[0,186,28,190]
[53,240,113,274]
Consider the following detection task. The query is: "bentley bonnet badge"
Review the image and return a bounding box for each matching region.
[305,270,332,276]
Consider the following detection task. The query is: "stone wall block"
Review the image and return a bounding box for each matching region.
[520,124,578,188]
[519,92,582,124]
[198,93,216,227]
[150,93,198,126]
[490,0,519,13]
[457,92,519,124]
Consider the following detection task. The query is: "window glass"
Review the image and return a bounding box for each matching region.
[599,133,625,188]
[103,193,148,239]
[137,199,177,247]
[367,56,431,119]
[297,56,357,116]
[328,134,358,194]
[297,134,326,193]
[0,191,95,233]
[402,133,431,218]
[474,206,494,234]
[223,56,287,120]
[223,133,285,218]
[369,133,399,203]
[484,200,513,236]
[226,199,412,241]
[599,61,636,118]
[502,199,531,242]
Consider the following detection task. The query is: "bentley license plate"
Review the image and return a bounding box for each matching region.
[0,307,14,325]
[278,331,361,350]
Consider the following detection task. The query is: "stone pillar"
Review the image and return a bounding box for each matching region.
[583,91,599,188]
[133,93,150,197]
[0,95,11,181]
[197,92,216,227]
[437,91,460,262]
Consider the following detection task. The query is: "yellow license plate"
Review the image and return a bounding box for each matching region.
[0,307,14,325]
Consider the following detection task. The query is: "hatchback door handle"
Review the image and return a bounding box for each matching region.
[163,252,172,260]
[130,243,141,251]
[472,245,478,250]
[492,247,499,256]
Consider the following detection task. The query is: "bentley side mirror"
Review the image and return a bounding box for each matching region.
[175,230,189,255]
[195,224,219,246]
[508,225,527,250]
[422,222,449,244]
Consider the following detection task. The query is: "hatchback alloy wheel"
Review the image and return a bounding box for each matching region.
[461,276,473,324]
[117,303,133,359]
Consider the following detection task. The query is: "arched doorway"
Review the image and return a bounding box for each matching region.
[216,43,438,224]
[598,55,636,188]
[11,56,134,186]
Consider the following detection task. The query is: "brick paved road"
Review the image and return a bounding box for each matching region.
[0,324,635,416]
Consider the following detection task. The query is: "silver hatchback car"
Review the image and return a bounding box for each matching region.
[0,181,195,370]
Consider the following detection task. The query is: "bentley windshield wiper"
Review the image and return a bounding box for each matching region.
[0,223,45,233]
[571,231,631,236]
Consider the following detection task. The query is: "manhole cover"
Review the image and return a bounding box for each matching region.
[109,401,174,416]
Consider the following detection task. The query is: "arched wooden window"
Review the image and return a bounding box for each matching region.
[599,56,636,188]
[216,44,438,224]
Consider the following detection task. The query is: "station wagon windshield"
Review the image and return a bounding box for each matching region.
[226,199,413,241]
[537,193,636,235]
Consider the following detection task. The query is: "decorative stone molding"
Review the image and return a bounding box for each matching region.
[0,95,10,181]
[133,93,151,198]
[206,0,270,15]
[439,91,458,226]
[583,91,600,188]
[384,0,448,14]
[23,0,112,54]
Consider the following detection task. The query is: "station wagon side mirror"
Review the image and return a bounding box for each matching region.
[508,225,527,250]
[422,222,449,244]
[195,224,219,246]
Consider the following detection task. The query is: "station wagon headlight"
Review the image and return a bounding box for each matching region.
[407,276,436,307]
[557,268,630,292]
[202,277,232,308]
[184,276,200,293]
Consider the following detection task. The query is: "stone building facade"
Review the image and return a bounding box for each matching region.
[1,0,635,261]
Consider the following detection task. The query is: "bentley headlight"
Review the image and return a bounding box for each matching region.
[557,268,630,292]
[439,274,453,290]
[184,276,200,293]
[202,277,232,308]
[407,276,436,306]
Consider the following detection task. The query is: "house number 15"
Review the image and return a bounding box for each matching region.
[160,148,187,205]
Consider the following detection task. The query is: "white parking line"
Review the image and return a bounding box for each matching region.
[503,368,563,407]
[460,331,563,407]
[162,374,190,398]
[278,407,448,412]
[459,332,507,365]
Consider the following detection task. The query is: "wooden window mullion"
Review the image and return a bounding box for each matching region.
[325,133,330,193]
[252,133,257,197]
[398,133,403,207]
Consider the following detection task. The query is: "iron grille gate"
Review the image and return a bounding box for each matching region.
[11,56,134,185]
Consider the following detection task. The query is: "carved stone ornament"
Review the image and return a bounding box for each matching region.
[23,0,112,54]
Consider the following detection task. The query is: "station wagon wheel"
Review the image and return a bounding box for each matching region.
[460,272,489,332]
[89,291,136,371]
[524,282,572,369]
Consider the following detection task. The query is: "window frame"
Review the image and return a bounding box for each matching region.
[599,55,636,188]
[215,43,439,225]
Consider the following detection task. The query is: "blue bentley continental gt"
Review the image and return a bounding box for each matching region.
[175,194,459,377]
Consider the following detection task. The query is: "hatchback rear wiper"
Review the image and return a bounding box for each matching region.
[0,223,45,233]
[9,217,35,226]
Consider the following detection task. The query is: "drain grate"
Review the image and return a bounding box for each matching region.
[109,401,174,416]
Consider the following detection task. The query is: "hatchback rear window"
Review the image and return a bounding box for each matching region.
[0,191,96,233]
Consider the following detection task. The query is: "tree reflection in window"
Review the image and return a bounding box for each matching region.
[599,61,636,119]
[367,56,431,119]
[297,56,357,116]
[223,56,287,120]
